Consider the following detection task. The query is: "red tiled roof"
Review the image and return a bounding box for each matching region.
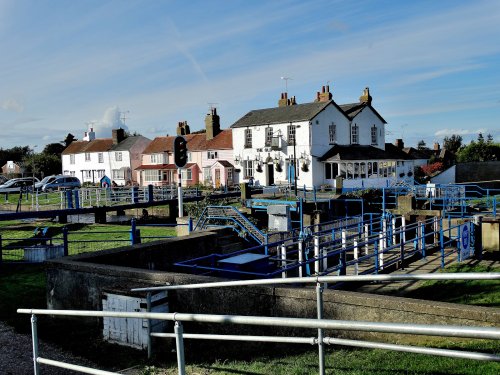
[62,139,114,155]
[135,163,196,170]
[142,129,232,154]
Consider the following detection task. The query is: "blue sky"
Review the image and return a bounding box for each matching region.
[1,0,499,151]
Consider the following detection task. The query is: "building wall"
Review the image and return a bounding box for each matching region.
[431,165,456,184]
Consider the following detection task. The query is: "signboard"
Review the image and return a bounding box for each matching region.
[460,223,472,261]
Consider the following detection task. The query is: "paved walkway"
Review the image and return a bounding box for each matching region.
[350,250,499,297]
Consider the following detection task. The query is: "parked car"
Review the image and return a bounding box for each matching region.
[41,176,81,192]
[0,177,40,193]
[34,175,60,191]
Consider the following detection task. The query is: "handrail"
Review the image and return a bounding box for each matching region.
[130,272,500,292]
[194,205,266,245]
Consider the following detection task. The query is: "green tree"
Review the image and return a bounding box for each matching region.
[63,133,77,147]
[43,143,65,156]
[417,140,427,150]
[456,134,500,162]
[443,134,462,154]
[22,153,62,178]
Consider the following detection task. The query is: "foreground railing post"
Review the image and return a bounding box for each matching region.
[31,314,40,375]
[316,282,325,375]
[174,321,186,375]
[314,236,320,275]
[440,218,445,268]
[146,292,152,360]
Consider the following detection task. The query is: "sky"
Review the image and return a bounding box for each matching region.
[1,0,500,151]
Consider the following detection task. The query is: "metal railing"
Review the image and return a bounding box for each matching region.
[17,273,500,375]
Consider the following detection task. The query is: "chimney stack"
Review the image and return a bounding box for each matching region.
[315,85,333,102]
[176,121,190,136]
[112,128,125,145]
[359,87,372,104]
[434,142,440,151]
[395,139,404,149]
[205,107,221,140]
[278,92,288,107]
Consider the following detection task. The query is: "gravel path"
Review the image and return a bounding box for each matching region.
[0,321,100,375]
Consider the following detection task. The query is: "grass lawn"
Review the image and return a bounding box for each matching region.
[404,262,500,307]
[0,220,177,260]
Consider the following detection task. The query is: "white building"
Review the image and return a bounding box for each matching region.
[230,86,415,189]
[62,127,151,186]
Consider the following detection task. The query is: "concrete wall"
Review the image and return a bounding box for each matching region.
[46,231,500,351]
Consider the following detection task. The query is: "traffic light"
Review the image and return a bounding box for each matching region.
[173,136,188,168]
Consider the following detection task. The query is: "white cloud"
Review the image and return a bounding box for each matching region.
[434,128,488,137]
[1,98,23,113]
[91,106,129,138]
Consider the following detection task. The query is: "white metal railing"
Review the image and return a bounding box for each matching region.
[17,273,500,375]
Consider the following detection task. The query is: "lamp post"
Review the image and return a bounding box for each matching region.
[292,125,301,195]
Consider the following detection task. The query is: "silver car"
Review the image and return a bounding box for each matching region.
[0,177,40,193]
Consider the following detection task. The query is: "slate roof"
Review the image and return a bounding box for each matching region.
[61,139,114,155]
[109,135,151,151]
[230,100,387,128]
[318,144,413,162]
[142,129,233,154]
[230,101,332,128]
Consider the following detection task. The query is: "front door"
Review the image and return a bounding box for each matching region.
[267,163,274,185]
[215,169,221,188]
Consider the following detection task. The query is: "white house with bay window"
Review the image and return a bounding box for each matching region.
[230,86,415,189]
[62,127,151,186]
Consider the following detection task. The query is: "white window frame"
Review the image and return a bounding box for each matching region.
[351,124,359,144]
[371,125,378,145]
[207,151,218,159]
[244,129,252,148]
[70,155,75,164]
[144,170,162,182]
[98,153,104,163]
[288,124,296,145]
[115,152,122,161]
[112,169,124,180]
[85,153,91,162]
[243,160,254,179]
[329,123,336,144]
[265,127,273,147]
[181,169,192,180]
[203,167,211,183]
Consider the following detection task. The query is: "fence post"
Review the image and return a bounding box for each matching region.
[31,314,40,375]
[353,239,359,275]
[130,218,141,245]
[316,282,325,375]
[74,190,80,209]
[364,223,369,255]
[421,222,426,259]
[148,184,154,202]
[392,217,396,246]
[457,224,462,262]
[378,233,384,270]
[474,216,483,260]
[280,244,287,278]
[440,218,445,268]
[0,234,2,266]
[374,240,379,274]
[399,228,405,270]
[188,217,193,234]
[314,236,320,275]
[62,226,68,256]
[174,321,186,375]
[339,230,346,276]
[298,239,304,278]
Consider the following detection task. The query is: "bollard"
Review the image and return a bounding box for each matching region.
[353,239,359,275]
[174,321,186,375]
